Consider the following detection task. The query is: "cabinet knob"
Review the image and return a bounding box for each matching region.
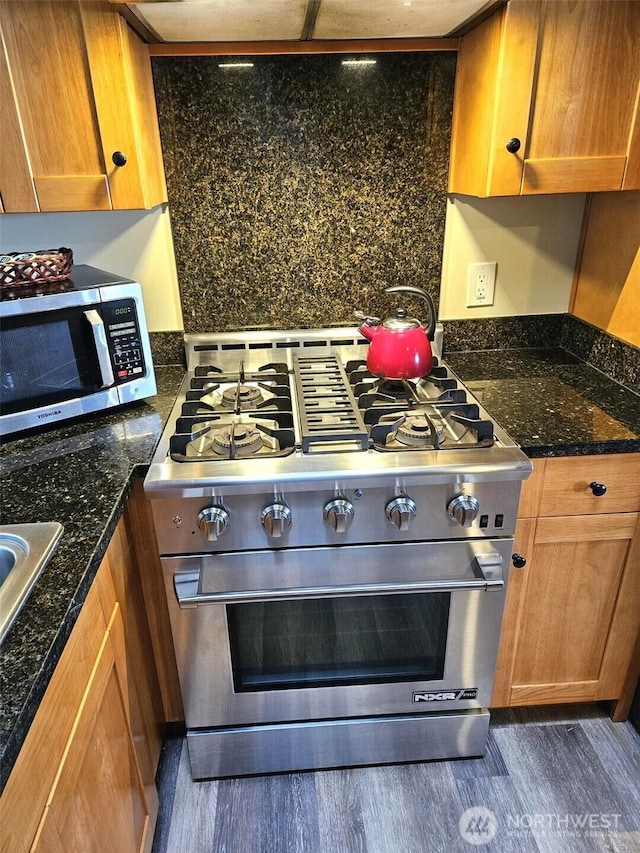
[589,481,607,497]
[112,151,127,167]
[512,553,527,568]
[505,138,521,154]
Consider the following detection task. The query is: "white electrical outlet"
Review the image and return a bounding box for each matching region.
[467,262,497,307]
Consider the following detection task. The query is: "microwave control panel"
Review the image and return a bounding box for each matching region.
[103,299,146,383]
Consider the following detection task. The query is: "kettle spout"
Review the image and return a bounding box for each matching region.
[354,310,380,340]
[359,322,375,341]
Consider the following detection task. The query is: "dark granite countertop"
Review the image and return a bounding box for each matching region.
[0,366,184,793]
[445,348,640,458]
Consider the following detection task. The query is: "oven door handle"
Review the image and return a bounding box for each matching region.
[173,567,504,609]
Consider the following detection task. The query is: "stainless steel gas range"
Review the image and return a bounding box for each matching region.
[144,326,532,779]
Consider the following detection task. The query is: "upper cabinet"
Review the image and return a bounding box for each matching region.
[449,0,640,197]
[0,0,167,213]
[570,191,640,349]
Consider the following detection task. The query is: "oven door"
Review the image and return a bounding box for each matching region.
[162,538,511,729]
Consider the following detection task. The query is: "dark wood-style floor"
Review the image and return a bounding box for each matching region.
[152,705,640,853]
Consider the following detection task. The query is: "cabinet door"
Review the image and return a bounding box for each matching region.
[522,1,640,194]
[449,1,640,196]
[32,606,155,853]
[0,0,112,212]
[508,513,638,707]
[0,0,166,212]
[103,512,165,806]
[0,33,38,212]
[0,581,109,853]
[491,517,536,707]
[80,0,167,210]
[449,2,535,197]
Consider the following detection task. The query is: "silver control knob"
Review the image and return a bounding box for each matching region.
[260,502,292,538]
[323,498,354,533]
[197,506,230,541]
[385,496,417,531]
[447,494,480,527]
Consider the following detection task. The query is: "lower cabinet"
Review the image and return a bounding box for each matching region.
[493,453,640,711]
[32,604,156,853]
[0,487,170,853]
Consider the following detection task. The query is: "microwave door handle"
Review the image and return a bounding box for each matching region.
[173,571,503,609]
[84,309,115,388]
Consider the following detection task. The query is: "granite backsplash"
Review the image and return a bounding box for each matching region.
[148,51,638,394]
[151,52,456,333]
[150,314,640,394]
[441,314,640,393]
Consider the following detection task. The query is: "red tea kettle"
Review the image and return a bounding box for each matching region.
[356,285,436,380]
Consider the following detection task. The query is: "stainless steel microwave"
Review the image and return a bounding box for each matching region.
[0,265,156,438]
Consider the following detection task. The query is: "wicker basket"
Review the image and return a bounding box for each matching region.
[0,247,73,287]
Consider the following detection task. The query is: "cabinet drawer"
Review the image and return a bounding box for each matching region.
[539,454,640,516]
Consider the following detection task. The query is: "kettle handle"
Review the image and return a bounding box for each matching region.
[384,285,436,341]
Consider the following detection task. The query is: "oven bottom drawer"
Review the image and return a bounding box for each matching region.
[186,709,490,779]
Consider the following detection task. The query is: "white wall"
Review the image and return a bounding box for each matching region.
[439,193,586,319]
[1,193,587,330]
[0,206,183,332]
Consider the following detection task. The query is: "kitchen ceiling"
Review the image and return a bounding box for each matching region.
[120,0,499,43]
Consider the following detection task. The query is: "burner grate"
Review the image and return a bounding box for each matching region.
[370,404,494,451]
[345,358,494,452]
[293,355,369,452]
[169,360,296,461]
[169,414,296,461]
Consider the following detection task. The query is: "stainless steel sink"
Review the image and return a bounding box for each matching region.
[0,523,63,645]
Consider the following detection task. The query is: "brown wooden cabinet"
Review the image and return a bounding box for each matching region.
[492,453,640,710]
[449,1,640,197]
[0,493,170,852]
[569,191,640,350]
[0,0,167,213]
[31,604,155,853]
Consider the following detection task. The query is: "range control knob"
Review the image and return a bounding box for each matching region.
[197,506,230,541]
[385,496,417,531]
[261,502,292,538]
[323,498,354,533]
[447,494,480,527]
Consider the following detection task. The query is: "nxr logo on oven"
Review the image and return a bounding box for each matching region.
[413,689,478,702]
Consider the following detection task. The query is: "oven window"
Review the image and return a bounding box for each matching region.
[227,592,450,691]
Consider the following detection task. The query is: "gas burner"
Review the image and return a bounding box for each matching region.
[187,363,292,417]
[164,337,499,462]
[221,384,264,410]
[210,422,264,457]
[376,378,413,400]
[347,359,465,415]
[371,404,494,452]
[170,414,296,461]
[396,415,441,447]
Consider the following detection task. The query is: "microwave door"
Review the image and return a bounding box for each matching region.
[0,308,106,415]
